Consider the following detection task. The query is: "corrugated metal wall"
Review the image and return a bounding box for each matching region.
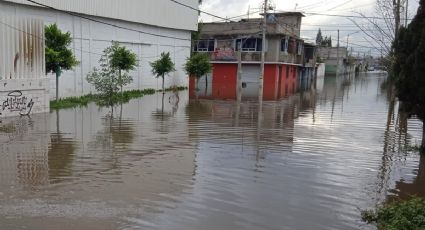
[4,0,199,31]
[0,16,45,80]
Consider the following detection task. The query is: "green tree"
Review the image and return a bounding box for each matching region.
[45,24,79,101]
[184,53,212,92]
[150,52,176,93]
[86,42,137,106]
[108,42,138,95]
[316,28,323,45]
[393,0,425,150]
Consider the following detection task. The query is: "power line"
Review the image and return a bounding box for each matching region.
[169,0,232,22]
[24,0,192,41]
[302,11,413,20]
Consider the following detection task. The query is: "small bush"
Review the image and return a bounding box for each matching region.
[362,197,425,230]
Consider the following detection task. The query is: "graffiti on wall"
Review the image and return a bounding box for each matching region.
[0,91,34,116]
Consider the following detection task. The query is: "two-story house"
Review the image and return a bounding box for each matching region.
[191,12,316,100]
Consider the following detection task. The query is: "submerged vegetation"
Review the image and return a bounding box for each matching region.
[0,123,16,133]
[362,197,425,230]
[50,86,187,110]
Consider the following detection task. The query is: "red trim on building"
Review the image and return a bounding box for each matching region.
[189,63,298,100]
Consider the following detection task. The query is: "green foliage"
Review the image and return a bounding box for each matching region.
[0,123,16,133]
[150,52,175,78]
[50,94,96,110]
[361,197,425,230]
[184,53,212,80]
[393,1,425,122]
[45,24,78,74]
[109,41,138,73]
[150,52,176,91]
[50,87,186,110]
[86,42,138,105]
[320,36,332,47]
[316,28,323,45]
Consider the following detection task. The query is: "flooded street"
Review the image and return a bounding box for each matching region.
[0,73,423,230]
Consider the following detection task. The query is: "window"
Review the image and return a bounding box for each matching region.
[235,38,263,52]
[280,36,289,52]
[194,39,215,52]
[297,41,303,55]
[288,38,296,54]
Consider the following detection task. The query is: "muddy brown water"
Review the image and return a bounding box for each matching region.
[0,73,423,230]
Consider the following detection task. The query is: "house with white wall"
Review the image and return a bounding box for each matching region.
[0,0,199,99]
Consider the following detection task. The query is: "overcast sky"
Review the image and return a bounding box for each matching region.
[199,0,420,56]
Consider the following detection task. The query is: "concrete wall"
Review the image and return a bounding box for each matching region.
[0,15,49,118]
[318,47,348,60]
[0,78,50,117]
[316,63,326,77]
[1,1,193,99]
[3,0,199,31]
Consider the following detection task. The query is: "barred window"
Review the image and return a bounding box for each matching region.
[194,39,215,52]
[235,38,263,52]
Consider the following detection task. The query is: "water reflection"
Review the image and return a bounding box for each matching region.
[0,73,423,230]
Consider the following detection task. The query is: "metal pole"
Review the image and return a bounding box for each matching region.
[259,0,268,102]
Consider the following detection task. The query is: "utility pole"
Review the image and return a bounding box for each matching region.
[395,0,401,40]
[405,0,409,27]
[259,0,268,102]
[336,29,340,75]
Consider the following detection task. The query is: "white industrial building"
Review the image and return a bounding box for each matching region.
[0,0,199,99]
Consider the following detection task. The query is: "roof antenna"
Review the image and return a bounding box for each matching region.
[295,3,298,11]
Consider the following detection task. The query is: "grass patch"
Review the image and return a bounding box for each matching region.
[0,123,16,133]
[361,197,425,230]
[50,86,187,110]
[50,94,97,110]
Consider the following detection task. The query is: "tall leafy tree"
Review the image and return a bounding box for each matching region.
[45,24,78,101]
[150,52,176,93]
[108,42,138,95]
[184,53,212,92]
[86,42,137,106]
[393,0,425,149]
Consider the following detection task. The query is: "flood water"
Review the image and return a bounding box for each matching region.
[0,73,423,230]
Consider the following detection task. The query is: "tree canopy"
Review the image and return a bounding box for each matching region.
[150,52,176,92]
[316,28,323,45]
[45,23,78,101]
[393,0,425,122]
[45,24,78,74]
[393,0,425,149]
[87,42,138,105]
[184,53,212,80]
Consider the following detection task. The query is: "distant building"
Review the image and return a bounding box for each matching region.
[192,12,317,100]
[317,46,354,75]
[0,0,199,99]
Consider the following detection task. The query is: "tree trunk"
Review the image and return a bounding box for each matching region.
[422,121,425,151]
[162,74,165,94]
[195,77,199,100]
[119,69,123,97]
[205,75,208,96]
[55,71,60,102]
[161,92,165,115]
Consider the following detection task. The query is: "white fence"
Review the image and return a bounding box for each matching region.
[0,16,45,80]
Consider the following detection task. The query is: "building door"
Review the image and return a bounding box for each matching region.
[241,65,261,99]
